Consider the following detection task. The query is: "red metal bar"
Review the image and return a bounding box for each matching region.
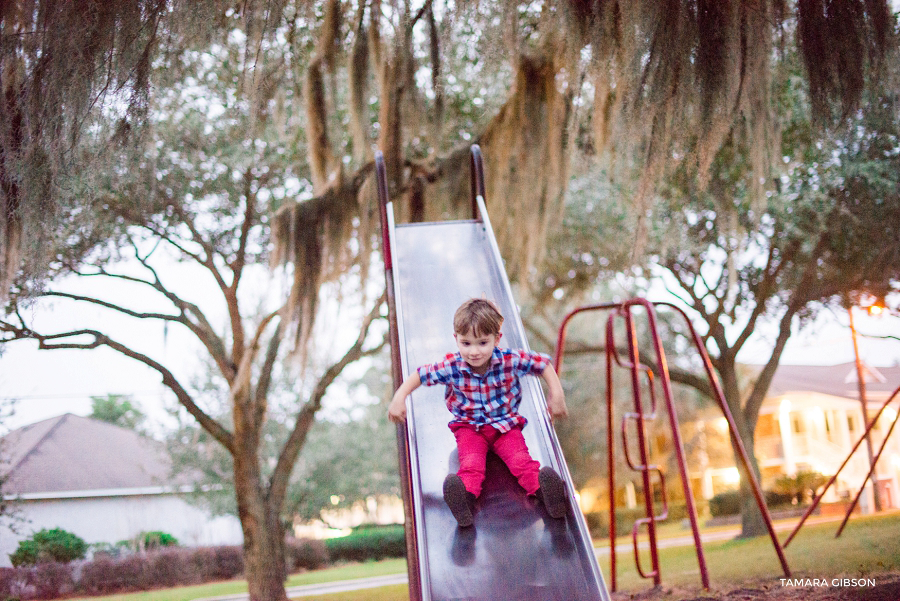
[632,468,669,579]
[835,390,900,537]
[605,304,700,586]
[469,144,485,220]
[622,414,655,472]
[783,385,900,547]
[558,303,676,591]
[554,303,620,372]
[554,299,792,592]
[622,306,662,585]
[375,150,422,601]
[654,301,790,579]
[604,313,618,591]
[626,299,709,589]
[607,308,665,585]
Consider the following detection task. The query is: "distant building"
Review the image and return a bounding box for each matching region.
[575,362,900,517]
[0,414,242,566]
[750,362,900,510]
[686,362,900,509]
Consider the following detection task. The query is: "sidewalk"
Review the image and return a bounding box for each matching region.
[195,573,410,601]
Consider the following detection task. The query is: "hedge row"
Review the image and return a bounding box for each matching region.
[0,539,331,601]
[583,489,800,537]
[325,524,406,563]
[709,490,795,517]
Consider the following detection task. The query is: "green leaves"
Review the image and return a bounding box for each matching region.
[10,528,88,566]
[90,394,147,432]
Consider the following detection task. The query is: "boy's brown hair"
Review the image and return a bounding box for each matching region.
[453,298,504,336]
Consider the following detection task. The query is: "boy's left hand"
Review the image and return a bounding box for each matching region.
[547,395,568,421]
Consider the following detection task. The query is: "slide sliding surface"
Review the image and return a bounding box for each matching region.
[389,202,609,601]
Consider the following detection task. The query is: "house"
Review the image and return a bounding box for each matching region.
[560,362,900,518]
[0,414,243,566]
[751,362,900,511]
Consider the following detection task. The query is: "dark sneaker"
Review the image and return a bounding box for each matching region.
[443,474,475,527]
[537,466,567,519]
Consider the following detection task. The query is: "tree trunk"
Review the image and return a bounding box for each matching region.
[734,423,767,538]
[717,353,768,537]
[235,447,288,601]
[231,372,287,601]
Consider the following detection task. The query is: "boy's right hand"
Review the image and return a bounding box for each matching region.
[388,394,408,423]
[388,374,421,423]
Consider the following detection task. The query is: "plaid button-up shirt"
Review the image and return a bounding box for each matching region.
[417,347,551,433]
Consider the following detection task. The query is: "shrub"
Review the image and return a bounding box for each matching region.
[0,566,27,600]
[139,531,179,550]
[116,531,180,553]
[765,489,795,509]
[773,470,829,505]
[89,542,125,560]
[78,555,144,595]
[708,490,741,517]
[76,545,246,595]
[285,538,328,572]
[210,545,244,580]
[142,548,196,588]
[0,563,76,601]
[10,529,88,566]
[31,562,75,600]
[325,524,406,563]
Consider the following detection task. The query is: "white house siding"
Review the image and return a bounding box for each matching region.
[1,493,242,567]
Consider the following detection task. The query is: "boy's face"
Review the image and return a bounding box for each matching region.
[454,328,501,372]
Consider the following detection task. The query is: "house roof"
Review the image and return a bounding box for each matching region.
[766,362,900,402]
[1,414,191,497]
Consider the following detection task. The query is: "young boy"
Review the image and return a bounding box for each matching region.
[388,298,569,527]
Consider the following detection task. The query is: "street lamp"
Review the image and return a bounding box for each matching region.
[847,303,882,512]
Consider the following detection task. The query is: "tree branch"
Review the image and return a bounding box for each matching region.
[267,293,386,505]
[411,0,434,25]
[731,239,799,352]
[0,321,235,453]
[230,168,257,292]
[43,291,181,322]
[230,309,283,441]
[254,317,285,430]
[743,233,831,426]
[138,222,206,265]
[48,263,236,382]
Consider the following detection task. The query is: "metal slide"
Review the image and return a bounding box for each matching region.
[383,180,609,600]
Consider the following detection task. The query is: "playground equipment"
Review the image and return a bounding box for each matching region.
[783,383,900,546]
[377,146,609,601]
[553,301,792,591]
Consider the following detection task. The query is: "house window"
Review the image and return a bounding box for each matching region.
[792,415,805,434]
[847,415,856,433]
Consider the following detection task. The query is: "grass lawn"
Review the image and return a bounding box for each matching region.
[610,511,900,592]
[54,513,900,601]
[56,560,408,601]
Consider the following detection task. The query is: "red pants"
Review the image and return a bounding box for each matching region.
[451,423,540,497]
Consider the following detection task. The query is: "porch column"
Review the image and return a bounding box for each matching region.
[778,400,796,476]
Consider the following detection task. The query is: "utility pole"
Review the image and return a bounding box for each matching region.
[848,306,882,512]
